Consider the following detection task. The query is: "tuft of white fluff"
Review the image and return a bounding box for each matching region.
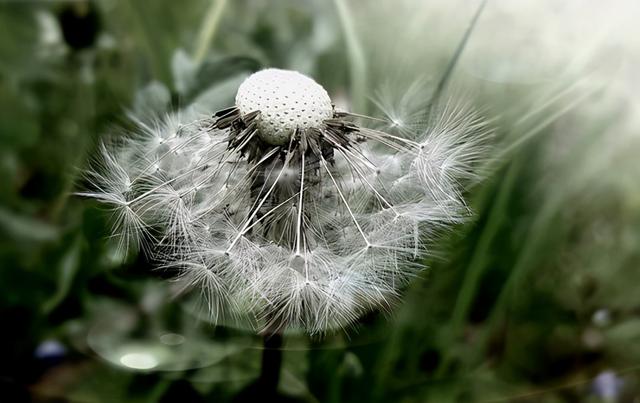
[80,69,491,335]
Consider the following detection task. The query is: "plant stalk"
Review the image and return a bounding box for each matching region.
[428,0,488,106]
[334,0,367,114]
[193,0,229,65]
[258,332,283,396]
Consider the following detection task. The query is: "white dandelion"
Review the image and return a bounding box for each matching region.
[80,68,490,335]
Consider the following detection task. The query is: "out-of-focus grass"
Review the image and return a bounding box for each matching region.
[1,0,639,402]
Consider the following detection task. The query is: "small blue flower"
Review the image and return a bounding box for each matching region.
[592,370,624,402]
[34,339,67,360]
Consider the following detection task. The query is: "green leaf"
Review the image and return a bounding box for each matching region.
[0,207,59,242]
[43,235,81,313]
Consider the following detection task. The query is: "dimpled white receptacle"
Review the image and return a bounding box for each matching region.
[235,69,333,145]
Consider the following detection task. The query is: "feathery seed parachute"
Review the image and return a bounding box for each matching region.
[81,69,490,334]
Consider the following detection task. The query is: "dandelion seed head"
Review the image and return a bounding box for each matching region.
[81,69,491,335]
[235,68,333,145]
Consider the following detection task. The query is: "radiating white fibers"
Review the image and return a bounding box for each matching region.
[80,69,491,334]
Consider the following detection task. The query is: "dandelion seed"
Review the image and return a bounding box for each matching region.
[81,68,490,334]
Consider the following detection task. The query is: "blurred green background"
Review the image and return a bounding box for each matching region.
[1,0,639,402]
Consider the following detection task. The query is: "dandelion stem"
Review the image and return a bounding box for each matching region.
[258,333,283,397]
[193,0,229,65]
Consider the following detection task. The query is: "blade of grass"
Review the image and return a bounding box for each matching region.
[437,81,599,378]
[121,0,173,85]
[334,0,367,113]
[433,80,595,378]
[477,83,598,179]
[500,86,596,158]
[429,0,488,106]
[193,0,229,65]
[467,119,611,370]
[435,158,521,378]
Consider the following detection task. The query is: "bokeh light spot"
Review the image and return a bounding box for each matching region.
[119,352,158,370]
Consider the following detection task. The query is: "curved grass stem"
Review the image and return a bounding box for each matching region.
[429,0,488,106]
[193,0,229,65]
[435,159,520,377]
[334,0,367,113]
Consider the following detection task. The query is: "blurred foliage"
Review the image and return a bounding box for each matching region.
[1,0,639,402]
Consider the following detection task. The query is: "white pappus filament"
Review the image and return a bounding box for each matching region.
[80,68,491,334]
